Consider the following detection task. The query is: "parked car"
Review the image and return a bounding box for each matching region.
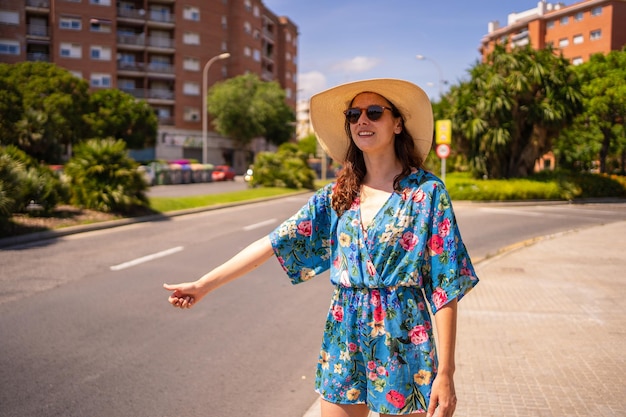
[211,165,236,181]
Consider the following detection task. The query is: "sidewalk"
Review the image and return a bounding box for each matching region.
[304,221,626,417]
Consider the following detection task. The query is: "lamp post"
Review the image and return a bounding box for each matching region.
[416,54,445,97]
[202,52,230,164]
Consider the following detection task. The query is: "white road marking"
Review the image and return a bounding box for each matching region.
[110,246,184,271]
[243,219,277,231]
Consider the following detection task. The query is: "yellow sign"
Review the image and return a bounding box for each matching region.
[435,119,452,145]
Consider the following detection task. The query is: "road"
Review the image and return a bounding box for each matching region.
[1,187,625,417]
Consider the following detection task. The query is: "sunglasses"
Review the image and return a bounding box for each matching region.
[343,105,393,124]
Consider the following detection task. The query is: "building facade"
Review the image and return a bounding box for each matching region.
[480,0,626,65]
[0,0,298,171]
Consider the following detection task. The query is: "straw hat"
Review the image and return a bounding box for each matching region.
[309,78,433,163]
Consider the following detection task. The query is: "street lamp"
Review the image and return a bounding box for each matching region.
[202,52,230,164]
[416,54,445,97]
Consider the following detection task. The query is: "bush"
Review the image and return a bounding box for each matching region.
[250,143,316,189]
[0,145,67,217]
[64,138,148,213]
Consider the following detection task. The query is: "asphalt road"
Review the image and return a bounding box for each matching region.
[1,186,625,417]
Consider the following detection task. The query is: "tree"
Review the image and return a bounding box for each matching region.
[84,89,158,150]
[0,62,90,164]
[558,50,626,174]
[447,44,583,178]
[206,73,295,148]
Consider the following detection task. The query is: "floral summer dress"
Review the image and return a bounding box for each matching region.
[269,169,478,415]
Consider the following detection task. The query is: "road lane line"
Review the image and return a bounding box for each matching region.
[110,246,184,271]
[242,219,277,231]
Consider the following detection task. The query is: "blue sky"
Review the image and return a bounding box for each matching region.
[263,0,552,100]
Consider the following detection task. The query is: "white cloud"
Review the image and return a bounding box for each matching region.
[297,71,327,99]
[331,56,381,74]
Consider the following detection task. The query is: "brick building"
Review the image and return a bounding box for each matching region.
[0,0,298,170]
[480,0,626,65]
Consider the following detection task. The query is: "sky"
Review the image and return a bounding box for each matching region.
[262,0,556,100]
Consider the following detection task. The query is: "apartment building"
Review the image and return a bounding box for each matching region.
[0,0,298,170]
[480,0,626,65]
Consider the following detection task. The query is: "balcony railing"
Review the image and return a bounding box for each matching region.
[26,0,50,8]
[117,34,174,49]
[120,87,174,100]
[27,52,50,62]
[27,24,49,37]
[118,61,174,74]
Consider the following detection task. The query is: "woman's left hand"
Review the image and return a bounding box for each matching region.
[426,372,457,417]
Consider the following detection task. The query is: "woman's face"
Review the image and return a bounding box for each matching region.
[348,92,402,158]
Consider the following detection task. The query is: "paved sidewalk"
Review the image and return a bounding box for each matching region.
[304,221,626,417]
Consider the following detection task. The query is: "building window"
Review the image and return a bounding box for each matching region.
[0,11,19,25]
[89,0,111,5]
[90,45,111,60]
[183,32,200,45]
[183,6,200,21]
[560,16,569,25]
[90,73,111,87]
[253,49,261,62]
[183,82,200,95]
[286,32,291,42]
[183,57,200,71]
[244,21,251,34]
[60,17,81,30]
[590,29,602,40]
[221,16,227,29]
[184,107,200,122]
[253,5,260,17]
[90,20,111,33]
[221,41,228,51]
[546,20,555,29]
[573,34,583,45]
[244,46,251,57]
[244,0,251,12]
[558,37,569,47]
[0,39,19,55]
[574,12,583,21]
[60,42,82,58]
[572,57,583,65]
[591,7,602,16]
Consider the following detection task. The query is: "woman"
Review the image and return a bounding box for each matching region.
[164,79,478,417]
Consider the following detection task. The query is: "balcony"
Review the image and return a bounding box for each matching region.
[27,52,50,62]
[25,0,50,12]
[27,23,49,38]
[120,87,175,102]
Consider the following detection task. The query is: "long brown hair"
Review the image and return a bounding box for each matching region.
[331,94,424,216]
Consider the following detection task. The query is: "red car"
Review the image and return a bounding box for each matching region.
[211,165,236,181]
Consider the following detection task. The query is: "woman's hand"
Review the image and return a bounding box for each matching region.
[163,281,207,309]
[427,371,457,417]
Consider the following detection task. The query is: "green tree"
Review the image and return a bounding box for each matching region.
[447,44,583,178]
[0,77,21,146]
[206,73,295,148]
[64,138,148,213]
[557,50,626,174]
[298,133,318,157]
[84,89,158,150]
[0,62,90,164]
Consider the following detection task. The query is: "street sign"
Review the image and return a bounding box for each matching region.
[436,143,450,159]
[435,119,452,145]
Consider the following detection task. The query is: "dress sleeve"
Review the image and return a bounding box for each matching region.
[269,184,333,284]
[422,183,479,314]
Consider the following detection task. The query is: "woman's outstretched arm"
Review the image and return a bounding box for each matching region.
[163,235,274,309]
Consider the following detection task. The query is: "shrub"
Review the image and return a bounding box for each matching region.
[250,143,316,189]
[64,138,148,213]
[0,145,67,217]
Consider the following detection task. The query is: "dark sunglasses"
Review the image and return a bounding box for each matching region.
[343,105,393,124]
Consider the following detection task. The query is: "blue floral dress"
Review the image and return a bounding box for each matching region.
[269,169,478,415]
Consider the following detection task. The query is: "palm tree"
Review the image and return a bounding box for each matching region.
[448,44,583,178]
